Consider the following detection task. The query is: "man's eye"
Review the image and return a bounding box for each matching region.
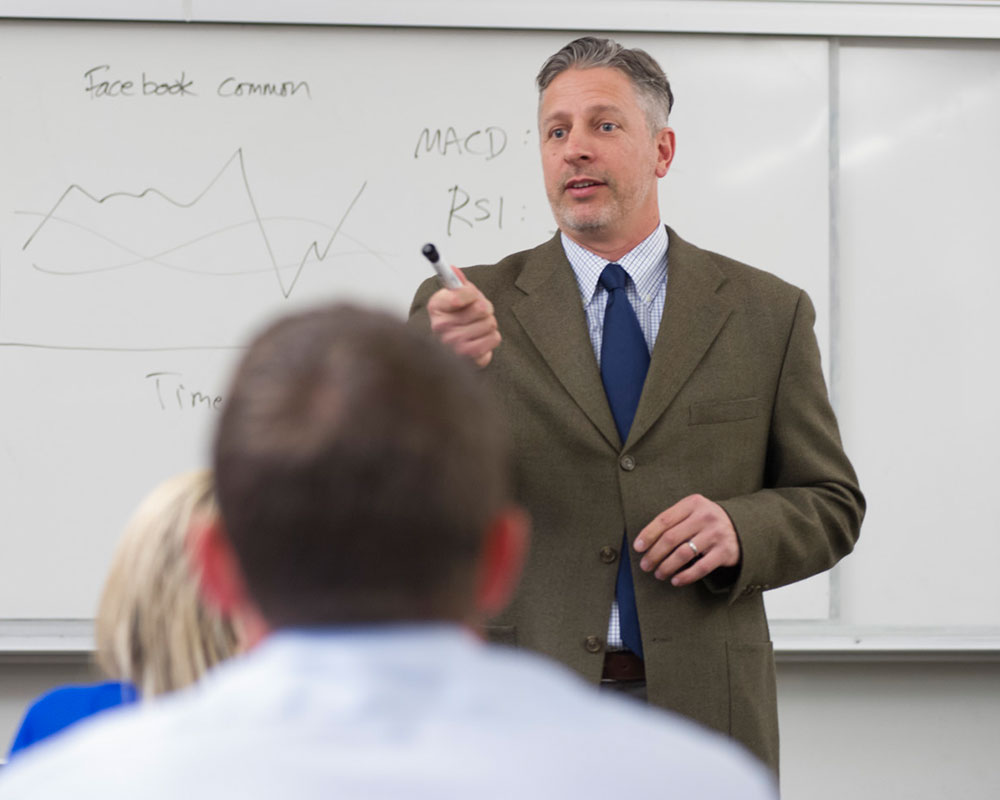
[551,128,566,139]
[600,122,617,132]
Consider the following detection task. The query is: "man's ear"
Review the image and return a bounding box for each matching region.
[188,517,270,649]
[655,127,676,178]
[473,505,531,618]
[188,515,250,618]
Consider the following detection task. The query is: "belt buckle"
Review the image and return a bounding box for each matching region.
[601,650,645,683]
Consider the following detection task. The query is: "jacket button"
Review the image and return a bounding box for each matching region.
[584,635,603,654]
[599,546,618,564]
[620,455,636,471]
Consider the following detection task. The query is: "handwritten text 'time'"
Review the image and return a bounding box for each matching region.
[146,372,223,412]
[414,126,507,160]
[83,65,311,99]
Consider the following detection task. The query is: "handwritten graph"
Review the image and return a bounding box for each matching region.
[17,148,371,300]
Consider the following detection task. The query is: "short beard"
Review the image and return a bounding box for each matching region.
[551,198,617,235]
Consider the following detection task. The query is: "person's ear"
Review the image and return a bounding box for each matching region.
[474,505,531,618]
[188,515,250,617]
[655,127,676,178]
[188,516,270,650]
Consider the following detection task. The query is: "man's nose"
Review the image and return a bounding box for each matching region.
[563,128,593,162]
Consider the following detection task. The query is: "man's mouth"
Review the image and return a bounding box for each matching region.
[565,178,605,196]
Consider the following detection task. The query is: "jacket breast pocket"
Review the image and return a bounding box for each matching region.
[689,397,760,426]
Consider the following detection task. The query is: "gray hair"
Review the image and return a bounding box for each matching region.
[536,36,674,132]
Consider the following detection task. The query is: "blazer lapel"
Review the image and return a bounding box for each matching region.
[511,235,621,450]
[627,228,734,447]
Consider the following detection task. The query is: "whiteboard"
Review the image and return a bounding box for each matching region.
[835,39,1000,630]
[775,36,1000,657]
[0,21,833,638]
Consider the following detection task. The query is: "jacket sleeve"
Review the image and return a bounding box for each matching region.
[714,289,865,602]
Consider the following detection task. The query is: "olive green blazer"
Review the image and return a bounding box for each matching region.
[410,228,864,771]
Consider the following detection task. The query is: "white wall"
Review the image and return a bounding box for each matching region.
[778,660,1000,798]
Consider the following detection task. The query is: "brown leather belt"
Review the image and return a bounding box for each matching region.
[602,651,645,682]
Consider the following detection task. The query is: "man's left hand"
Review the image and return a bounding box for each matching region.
[633,494,741,587]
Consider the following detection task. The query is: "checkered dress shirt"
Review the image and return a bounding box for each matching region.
[560,225,669,650]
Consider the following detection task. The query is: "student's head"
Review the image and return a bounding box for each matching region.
[205,304,526,632]
[95,470,239,697]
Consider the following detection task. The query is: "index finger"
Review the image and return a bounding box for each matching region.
[634,496,696,552]
[428,281,483,314]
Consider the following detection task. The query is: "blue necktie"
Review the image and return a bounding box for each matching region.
[599,263,649,659]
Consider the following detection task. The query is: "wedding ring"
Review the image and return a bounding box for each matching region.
[687,540,699,557]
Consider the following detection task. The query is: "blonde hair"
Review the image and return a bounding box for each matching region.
[95,469,239,697]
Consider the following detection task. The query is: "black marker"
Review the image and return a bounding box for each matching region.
[422,243,462,290]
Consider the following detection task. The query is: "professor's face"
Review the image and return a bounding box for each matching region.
[539,66,673,251]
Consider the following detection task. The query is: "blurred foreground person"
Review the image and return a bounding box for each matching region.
[0,305,775,799]
[7,470,239,758]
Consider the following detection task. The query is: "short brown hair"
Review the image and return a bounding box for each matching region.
[213,304,510,627]
[537,36,674,131]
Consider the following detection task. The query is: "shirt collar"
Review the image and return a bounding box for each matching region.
[561,224,669,307]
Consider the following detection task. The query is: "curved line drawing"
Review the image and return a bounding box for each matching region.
[18,212,333,273]
[31,247,392,278]
[19,149,376,298]
[19,212,394,277]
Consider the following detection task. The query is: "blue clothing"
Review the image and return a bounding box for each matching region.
[7,681,138,758]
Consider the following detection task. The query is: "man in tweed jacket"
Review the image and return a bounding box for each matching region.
[411,37,864,772]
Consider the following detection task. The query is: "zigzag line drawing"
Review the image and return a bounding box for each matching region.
[19,148,369,299]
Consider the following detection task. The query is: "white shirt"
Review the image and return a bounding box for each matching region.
[0,626,775,799]
[561,226,669,650]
